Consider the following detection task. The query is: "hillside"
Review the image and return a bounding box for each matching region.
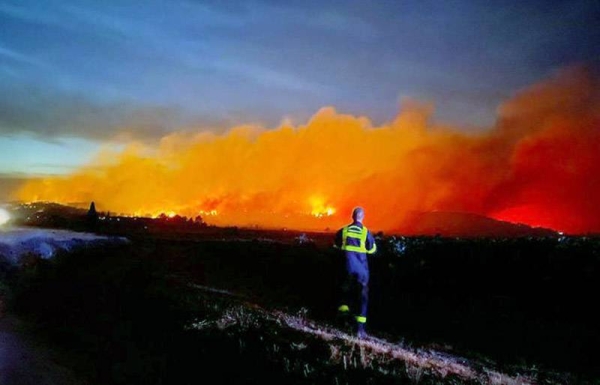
[396,211,557,237]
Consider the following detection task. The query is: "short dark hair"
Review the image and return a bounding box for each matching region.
[352,207,365,221]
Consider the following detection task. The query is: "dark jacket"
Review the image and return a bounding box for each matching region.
[335,221,377,284]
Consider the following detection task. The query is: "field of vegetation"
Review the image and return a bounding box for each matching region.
[1,220,599,384]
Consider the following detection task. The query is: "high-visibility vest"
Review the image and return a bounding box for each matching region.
[341,224,376,254]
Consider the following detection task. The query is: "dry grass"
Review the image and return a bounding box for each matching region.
[186,283,552,385]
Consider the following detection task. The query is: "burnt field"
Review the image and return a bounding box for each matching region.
[2,225,600,384]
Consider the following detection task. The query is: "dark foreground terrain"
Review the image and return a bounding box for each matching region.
[1,224,599,384]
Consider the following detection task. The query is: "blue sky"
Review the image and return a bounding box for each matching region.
[1,0,598,175]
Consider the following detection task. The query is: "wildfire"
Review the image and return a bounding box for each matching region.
[12,67,600,234]
[309,196,336,218]
[146,209,218,219]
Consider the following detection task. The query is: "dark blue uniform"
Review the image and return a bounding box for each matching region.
[334,221,377,331]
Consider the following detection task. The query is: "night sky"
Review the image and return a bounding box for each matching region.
[1,0,598,176]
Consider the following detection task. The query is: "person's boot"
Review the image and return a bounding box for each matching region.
[335,305,352,331]
[356,322,367,339]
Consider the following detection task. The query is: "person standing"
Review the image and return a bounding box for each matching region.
[334,206,377,338]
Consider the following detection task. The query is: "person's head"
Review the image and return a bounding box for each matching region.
[352,207,365,222]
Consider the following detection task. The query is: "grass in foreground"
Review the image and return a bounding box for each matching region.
[3,242,595,385]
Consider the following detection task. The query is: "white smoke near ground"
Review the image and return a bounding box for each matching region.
[0,227,129,265]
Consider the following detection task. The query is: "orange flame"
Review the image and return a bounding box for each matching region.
[14,67,600,234]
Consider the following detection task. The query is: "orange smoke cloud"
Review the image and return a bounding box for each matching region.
[15,67,600,234]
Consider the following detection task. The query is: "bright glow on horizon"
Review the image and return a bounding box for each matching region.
[0,208,10,226]
[310,196,336,218]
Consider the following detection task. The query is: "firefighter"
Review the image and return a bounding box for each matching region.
[334,206,377,338]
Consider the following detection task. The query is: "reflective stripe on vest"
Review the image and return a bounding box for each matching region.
[341,224,369,253]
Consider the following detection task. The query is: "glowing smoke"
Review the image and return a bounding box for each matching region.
[15,67,600,234]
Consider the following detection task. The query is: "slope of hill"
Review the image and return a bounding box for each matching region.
[395,211,557,237]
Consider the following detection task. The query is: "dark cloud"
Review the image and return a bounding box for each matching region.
[0,0,599,140]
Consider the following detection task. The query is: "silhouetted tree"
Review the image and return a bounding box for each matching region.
[87,201,99,230]
[87,202,97,217]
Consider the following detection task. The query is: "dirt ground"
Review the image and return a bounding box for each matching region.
[0,315,85,385]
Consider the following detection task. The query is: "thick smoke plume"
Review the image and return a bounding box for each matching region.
[15,67,600,234]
